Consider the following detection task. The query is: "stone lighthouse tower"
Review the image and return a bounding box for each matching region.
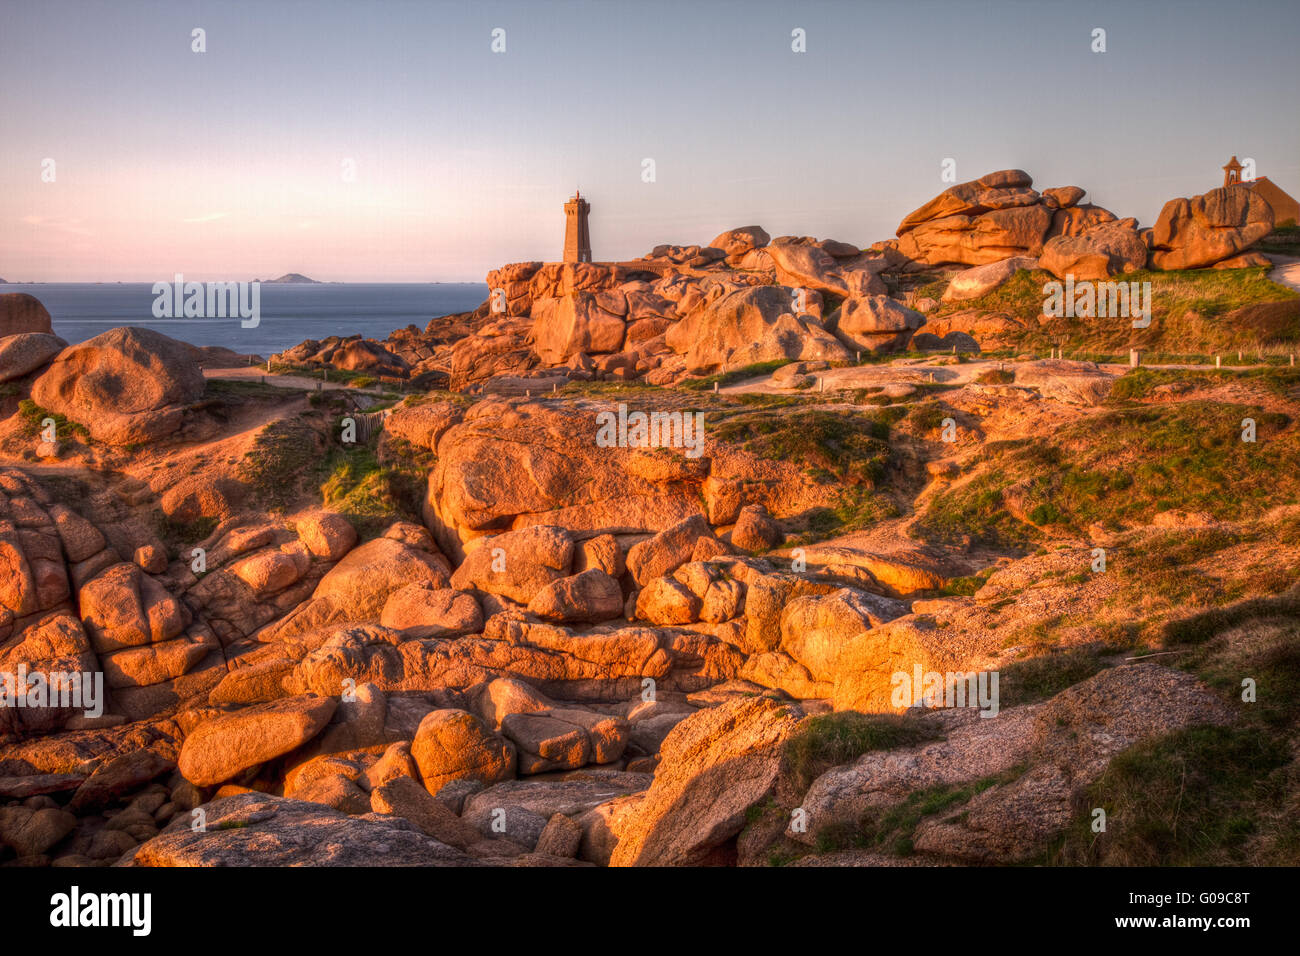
[563,190,592,263]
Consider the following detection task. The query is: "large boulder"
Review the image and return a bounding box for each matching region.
[895,171,1055,266]
[500,707,630,774]
[1040,219,1148,280]
[424,399,717,557]
[664,285,853,374]
[1013,359,1116,406]
[312,537,451,619]
[130,792,473,866]
[332,339,408,377]
[897,205,1054,266]
[0,333,66,382]
[531,293,627,363]
[780,588,909,684]
[526,569,624,623]
[380,583,483,638]
[1150,186,1275,270]
[177,695,339,786]
[449,524,575,604]
[709,226,771,265]
[383,400,465,452]
[610,697,802,866]
[832,295,925,353]
[941,257,1037,302]
[0,293,53,336]
[626,514,716,587]
[30,327,205,445]
[409,708,516,796]
[897,169,1038,233]
[256,536,450,644]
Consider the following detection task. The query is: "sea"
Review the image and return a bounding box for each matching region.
[0,283,490,357]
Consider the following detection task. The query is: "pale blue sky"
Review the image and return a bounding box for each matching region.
[2,0,1297,281]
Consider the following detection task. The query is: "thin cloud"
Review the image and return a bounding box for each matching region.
[182,212,228,223]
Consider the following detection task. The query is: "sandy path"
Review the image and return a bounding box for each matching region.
[203,365,388,394]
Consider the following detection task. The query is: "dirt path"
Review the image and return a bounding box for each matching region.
[720,355,1284,396]
[203,365,392,396]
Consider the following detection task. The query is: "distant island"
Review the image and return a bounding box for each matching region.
[256,273,321,284]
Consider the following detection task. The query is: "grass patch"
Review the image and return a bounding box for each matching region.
[158,514,218,549]
[816,767,1025,857]
[711,407,899,538]
[1048,725,1295,866]
[975,368,1015,386]
[996,650,1110,708]
[237,417,326,512]
[1111,365,1300,402]
[930,266,1300,356]
[786,712,939,793]
[711,408,891,486]
[318,440,426,538]
[915,401,1299,548]
[1048,603,1300,866]
[17,400,90,442]
[1162,586,1300,647]
[935,566,996,597]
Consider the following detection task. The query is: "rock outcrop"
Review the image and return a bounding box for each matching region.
[1150,185,1275,270]
[31,328,206,445]
[0,294,53,337]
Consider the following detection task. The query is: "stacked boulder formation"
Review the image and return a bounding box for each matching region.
[266,168,1278,392]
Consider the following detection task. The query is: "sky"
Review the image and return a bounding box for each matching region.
[2,0,1298,282]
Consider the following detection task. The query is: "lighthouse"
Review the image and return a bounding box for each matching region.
[563,190,592,263]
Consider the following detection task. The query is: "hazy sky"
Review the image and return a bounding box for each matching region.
[3,0,1297,281]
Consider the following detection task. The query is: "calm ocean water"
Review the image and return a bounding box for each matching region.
[1,283,489,357]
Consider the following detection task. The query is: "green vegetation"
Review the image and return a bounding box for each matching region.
[16,400,89,441]
[915,402,1299,548]
[928,266,1300,357]
[237,417,326,512]
[158,514,218,548]
[711,408,891,485]
[1163,587,1300,648]
[785,712,939,793]
[906,399,950,431]
[996,650,1109,708]
[1259,224,1300,256]
[1110,364,1300,401]
[1049,725,1294,866]
[317,433,427,538]
[1047,601,1300,866]
[710,407,901,538]
[935,566,996,597]
[815,767,1025,857]
[974,368,1015,385]
[203,378,290,402]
